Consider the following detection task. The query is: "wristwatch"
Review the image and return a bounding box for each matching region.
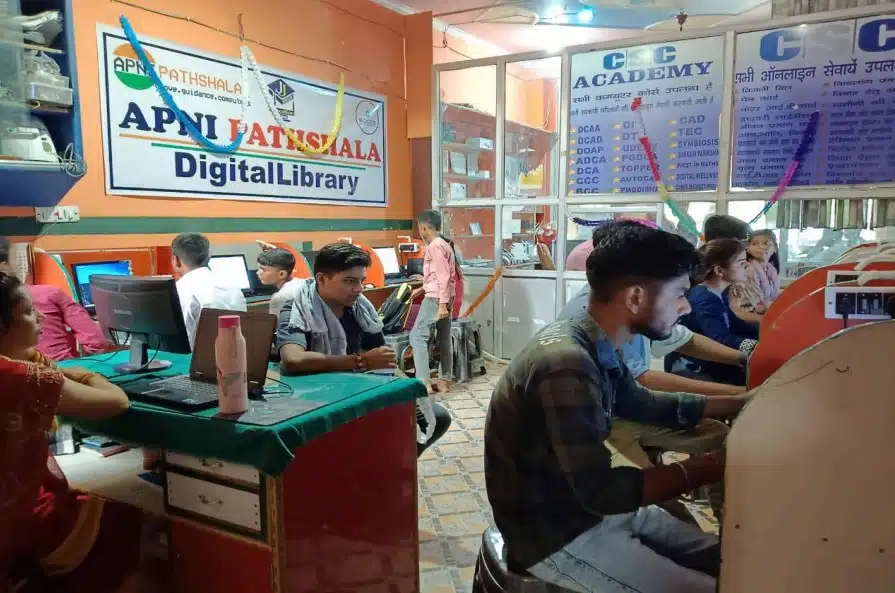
[354,355,366,372]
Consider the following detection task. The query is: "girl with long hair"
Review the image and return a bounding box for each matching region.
[729,230,781,319]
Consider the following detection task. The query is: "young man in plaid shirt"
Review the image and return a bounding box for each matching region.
[485,222,750,593]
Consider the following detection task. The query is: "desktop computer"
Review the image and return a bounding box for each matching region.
[90,275,191,374]
[208,254,252,293]
[71,260,132,312]
[374,247,403,282]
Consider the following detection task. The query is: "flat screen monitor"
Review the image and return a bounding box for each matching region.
[374,247,401,276]
[301,250,319,272]
[91,275,191,373]
[72,260,132,309]
[208,254,251,291]
[406,258,424,276]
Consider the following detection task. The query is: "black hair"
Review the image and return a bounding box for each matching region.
[257,248,296,276]
[703,214,751,242]
[0,272,24,329]
[585,222,701,302]
[417,209,443,231]
[697,238,747,283]
[747,229,781,273]
[0,236,9,265]
[171,233,210,268]
[314,243,371,276]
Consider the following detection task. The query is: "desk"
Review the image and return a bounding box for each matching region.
[59,352,426,593]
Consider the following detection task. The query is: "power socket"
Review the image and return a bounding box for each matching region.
[825,285,895,320]
[35,206,80,223]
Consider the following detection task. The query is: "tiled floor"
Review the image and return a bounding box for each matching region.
[417,363,719,593]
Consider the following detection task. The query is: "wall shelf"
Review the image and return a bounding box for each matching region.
[0,0,83,207]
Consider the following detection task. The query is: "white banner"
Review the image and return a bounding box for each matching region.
[97,25,388,206]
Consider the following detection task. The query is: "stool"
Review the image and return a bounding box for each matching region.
[384,332,412,374]
[472,527,575,593]
[451,318,486,383]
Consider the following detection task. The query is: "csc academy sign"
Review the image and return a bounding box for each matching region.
[97,25,388,206]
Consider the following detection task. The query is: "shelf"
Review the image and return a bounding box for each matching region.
[0,164,77,206]
[444,173,494,183]
[0,99,72,114]
[452,234,494,239]
[0,37,65,55]
[443,141,493,155]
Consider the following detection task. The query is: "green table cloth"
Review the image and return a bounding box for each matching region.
[59,352,426,476]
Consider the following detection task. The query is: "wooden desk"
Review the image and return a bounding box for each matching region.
[61,354,424,593]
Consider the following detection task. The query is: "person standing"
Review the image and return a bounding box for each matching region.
[410,210,459,394]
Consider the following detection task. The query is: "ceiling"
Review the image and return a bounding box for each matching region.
[375,0,771,54]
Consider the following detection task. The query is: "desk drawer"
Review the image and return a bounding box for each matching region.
[166,472,262,533]
[165,452,259,486]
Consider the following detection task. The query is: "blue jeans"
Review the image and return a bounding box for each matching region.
[528,506,719,593]
[409,297,453,385]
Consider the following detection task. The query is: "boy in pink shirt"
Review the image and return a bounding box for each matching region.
[411,210,460,393]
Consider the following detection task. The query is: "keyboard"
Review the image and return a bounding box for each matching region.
[152,375,218,398]
[124,374,220,409]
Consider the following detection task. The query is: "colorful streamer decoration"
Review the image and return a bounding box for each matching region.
[242,46,345,155]
[572,216,660,229]
[747,110,820,224]
[461,266,504,319]
[630,97,702,237]
[120,16,248,154]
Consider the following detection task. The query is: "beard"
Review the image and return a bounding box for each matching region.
[631,318,673,342]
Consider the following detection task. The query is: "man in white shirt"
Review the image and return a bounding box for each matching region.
[256,248,301,316]
[171,233,247,347]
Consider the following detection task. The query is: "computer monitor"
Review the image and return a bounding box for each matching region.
[71,260,132,311]
[91,275,191,374]
[374,247,401,277]
[208,254,251,291]
[301,250,319,272]
[406,257,424,277]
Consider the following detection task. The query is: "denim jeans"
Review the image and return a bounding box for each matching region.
[409,297,453,385]
[528,506,719,593]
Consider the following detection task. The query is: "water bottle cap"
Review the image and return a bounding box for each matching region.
[218,315,241,329]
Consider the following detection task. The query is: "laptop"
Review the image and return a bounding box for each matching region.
[122,308,278,410]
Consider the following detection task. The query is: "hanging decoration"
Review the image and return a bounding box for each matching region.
[119,15,248,154]
[629,98,703,237]
[747,110,820,225]
[572,216,660,229]
[241,46,345,155]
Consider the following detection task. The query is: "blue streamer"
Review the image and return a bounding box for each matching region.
[119,16,245,154]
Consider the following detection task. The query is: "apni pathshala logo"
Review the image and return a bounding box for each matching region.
[267,79,295,120]
[112,44,155,91]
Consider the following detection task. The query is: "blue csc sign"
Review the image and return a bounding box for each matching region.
[758,17,895,62]
[603,45,676,70]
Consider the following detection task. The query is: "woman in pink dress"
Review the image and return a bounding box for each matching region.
[730,230,781,317]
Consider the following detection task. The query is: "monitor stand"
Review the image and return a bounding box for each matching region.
[114,337,173,374]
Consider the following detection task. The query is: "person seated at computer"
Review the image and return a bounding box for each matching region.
[256,248,301,316]
[277,243,451,455]
[0,237,110,362]
[701,215,761,335]
[486,224,750,593]
[558,222,737,520]
[171,232,247,347]
[670,239,758,386]
[0,271,141,593]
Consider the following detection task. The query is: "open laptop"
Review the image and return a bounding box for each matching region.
[122,308,277,410]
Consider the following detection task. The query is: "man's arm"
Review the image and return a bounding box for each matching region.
[676,333,746,367]
[636,369,746,396]
[279,343,357,374]
[431,243,453,305]
[55,289,110,354]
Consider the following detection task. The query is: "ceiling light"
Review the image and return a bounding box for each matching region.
[578,9,594,24]
[546,4,564,20]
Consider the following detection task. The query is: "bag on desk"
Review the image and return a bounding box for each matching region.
[378,283,413,335]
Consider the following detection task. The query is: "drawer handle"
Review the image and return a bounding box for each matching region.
[198,494,224,506]
[199,458,224,470]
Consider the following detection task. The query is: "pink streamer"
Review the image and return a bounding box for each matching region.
[768,160,799,206]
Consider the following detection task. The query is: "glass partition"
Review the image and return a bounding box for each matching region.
[504,58,560,199]
[501,205,556,269]
[439,67,497,202]
[565,204,663,270]
[443,206,495,269]
[662,201,717,244]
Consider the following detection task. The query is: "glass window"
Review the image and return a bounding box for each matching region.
[727,199,877,278]
[662,201,717,243]
[501,205,556,270]
[439,67,497,201]
[443,206,495,269]
[504,58,560,199]
[565,203,663,270]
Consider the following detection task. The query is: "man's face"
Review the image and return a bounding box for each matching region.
[628,274,691,341]
[256,264,285,286]
[316,266,367,308]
